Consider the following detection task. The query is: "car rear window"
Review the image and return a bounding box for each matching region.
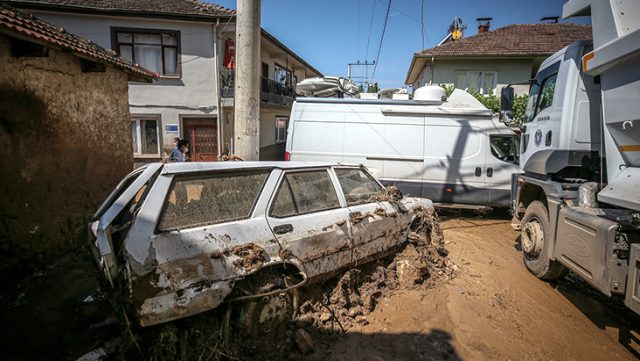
[335,168,386,206]
[270,170,340,218]
[158,170,269,231]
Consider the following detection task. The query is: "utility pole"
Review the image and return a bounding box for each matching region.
[347,60,375,87]
[234,0,261,160]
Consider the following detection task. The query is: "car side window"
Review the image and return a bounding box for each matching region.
[334,168,386,206]
[158,170,269,231]
[270,170,341,218]
[489,135,519,164]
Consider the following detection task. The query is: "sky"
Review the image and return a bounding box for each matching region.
[209,0,590,89]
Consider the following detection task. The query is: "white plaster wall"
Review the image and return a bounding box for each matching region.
[414,58,534,96]
[30,10,219,150]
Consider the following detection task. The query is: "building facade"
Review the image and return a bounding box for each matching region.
[405,23,592,96]
[9,0,322,163]
[0,4,154,276]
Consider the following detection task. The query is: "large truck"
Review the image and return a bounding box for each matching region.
[503,0,640,313]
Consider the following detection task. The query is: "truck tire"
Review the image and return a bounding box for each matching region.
[521,200,569,280]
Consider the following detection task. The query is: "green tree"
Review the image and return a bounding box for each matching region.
[367,82,379,93]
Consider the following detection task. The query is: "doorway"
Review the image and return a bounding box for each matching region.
[182,118,218,161]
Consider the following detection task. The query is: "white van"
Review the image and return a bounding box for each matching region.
[285,87,520,208]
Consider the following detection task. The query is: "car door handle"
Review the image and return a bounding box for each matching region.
[273,224,293,235]
[475,167,482,177]
[487,167,493,177]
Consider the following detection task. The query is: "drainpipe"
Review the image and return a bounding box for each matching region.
[213,18,224,157]
[429,56,435,85]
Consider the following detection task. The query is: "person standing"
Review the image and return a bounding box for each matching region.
[170,139,189,162]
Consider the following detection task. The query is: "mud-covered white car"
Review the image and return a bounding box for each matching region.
[89,162,433,326]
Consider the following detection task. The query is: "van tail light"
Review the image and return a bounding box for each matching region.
[284,151,290,161]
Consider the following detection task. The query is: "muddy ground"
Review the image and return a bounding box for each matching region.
[1,211,639,360]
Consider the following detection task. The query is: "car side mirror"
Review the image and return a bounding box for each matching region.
[500,86,514,123]
[387,186,403,200]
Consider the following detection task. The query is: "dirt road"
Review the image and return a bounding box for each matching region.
[310,214,640,361]
[3,213,639,360]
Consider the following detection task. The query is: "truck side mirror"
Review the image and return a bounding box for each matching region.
[500,86,514,123]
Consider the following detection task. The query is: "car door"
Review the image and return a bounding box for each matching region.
[333,166,409,263]
[266,168,351,280]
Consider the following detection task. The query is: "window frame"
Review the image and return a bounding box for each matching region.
[131,115,162,157]
[453,70,498,95]
[489,134,520,165]
[268,169,342,219]
[156,169,271,232]
[275,116,288,144]
[274,63,292,86]
[110,27,181,78]
[334,167,387,206]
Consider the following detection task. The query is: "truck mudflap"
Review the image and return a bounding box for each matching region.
[625,244,640,314]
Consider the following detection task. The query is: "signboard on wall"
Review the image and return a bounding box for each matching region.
[165,124,179,133]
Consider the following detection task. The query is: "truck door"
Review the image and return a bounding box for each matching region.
[422,120,489,205]
[266,168,352,280]
[485,133,521,207]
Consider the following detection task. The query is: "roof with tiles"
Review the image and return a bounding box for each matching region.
[417,23,592,58]
[3,0,235,19]
[0,4,157,79]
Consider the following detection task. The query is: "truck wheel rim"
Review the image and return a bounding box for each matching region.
[522,217,543,256]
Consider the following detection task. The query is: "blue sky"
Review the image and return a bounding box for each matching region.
[209,0,590,89]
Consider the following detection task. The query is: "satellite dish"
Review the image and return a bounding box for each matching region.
[452,29,462,40]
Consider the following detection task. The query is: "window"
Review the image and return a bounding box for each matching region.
[335,168,386,206]
[113,29,179,76]
[159,171,269,231]
[274,64,292,86]
[270,170,340,218]
[454,71,497,94]
[524,72,558,123]
[489,135,520,164]
[275,116,288,143]
[132,118,160,156]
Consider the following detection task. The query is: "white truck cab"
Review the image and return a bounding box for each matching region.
[505,0,640,314]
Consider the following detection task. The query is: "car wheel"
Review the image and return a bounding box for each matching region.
[521,200,568,281]
[237,292,293,338]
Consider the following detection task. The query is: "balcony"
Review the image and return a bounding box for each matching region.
[220,69,294,106]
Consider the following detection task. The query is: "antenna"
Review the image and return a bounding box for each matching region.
[540,16,560,23]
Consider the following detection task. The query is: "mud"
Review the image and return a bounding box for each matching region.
[4,211,640,361]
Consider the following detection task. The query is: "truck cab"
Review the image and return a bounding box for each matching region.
[505,0,640,315]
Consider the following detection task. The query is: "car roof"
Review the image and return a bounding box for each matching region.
[160,161,359,175]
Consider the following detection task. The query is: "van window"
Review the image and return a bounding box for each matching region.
[335,168,385,206]
[490,135,520,164]
[270,170,340,218]
[159,171,269,231]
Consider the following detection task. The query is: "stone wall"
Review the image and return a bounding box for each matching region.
[0,35,133,279]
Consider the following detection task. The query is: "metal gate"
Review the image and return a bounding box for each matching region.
[183,118,218,161]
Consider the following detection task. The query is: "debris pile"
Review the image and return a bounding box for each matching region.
[294,206,456,334]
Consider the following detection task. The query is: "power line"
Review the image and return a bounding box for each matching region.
[374,0,430,48]
[370,0,392,82]
[364,0,377,61]
[356,0,360,61]
[420,0,425,49]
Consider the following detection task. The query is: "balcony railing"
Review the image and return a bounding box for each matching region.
[220,69,294,106]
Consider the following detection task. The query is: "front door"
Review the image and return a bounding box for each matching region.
[333,167,407,262]
[183,118,218,161]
